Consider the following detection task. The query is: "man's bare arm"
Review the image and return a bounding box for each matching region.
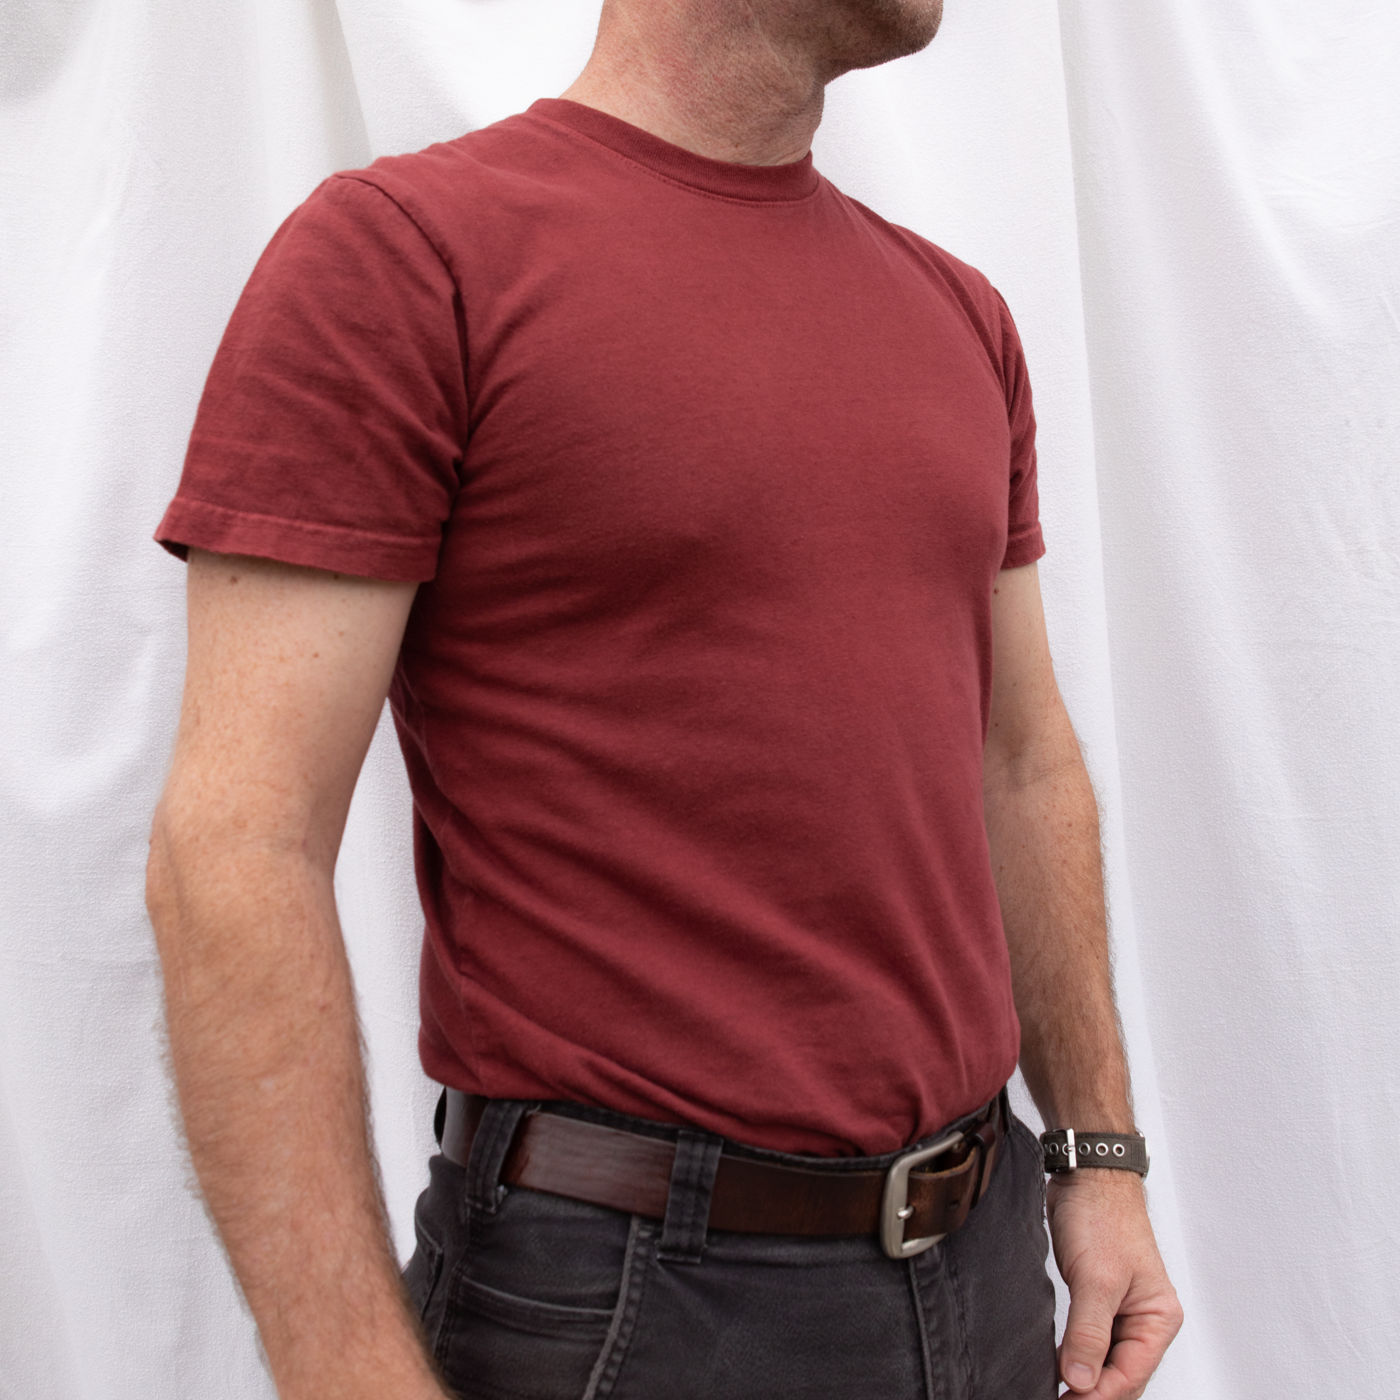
[983,563,1182,1400]
[146,551,446,1400]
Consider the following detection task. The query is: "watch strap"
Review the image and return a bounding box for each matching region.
[1041,1128,1149,1177]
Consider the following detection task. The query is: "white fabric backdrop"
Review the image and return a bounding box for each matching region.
[2,0,1396,1395]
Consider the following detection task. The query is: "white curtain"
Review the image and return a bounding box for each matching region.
[3,1,1396,1395]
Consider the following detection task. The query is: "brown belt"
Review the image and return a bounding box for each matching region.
[440,1088,1007,1260]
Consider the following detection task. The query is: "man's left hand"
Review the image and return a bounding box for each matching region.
[1047,1168,1183,1399]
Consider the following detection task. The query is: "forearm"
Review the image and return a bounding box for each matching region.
[984,732,1134,1134]
[981,566,1180,1397]
[148,814,441,1400]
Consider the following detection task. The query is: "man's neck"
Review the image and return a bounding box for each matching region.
[559,0,840,167]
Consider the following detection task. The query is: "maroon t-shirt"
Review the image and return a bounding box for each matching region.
[158,99,1044,1156]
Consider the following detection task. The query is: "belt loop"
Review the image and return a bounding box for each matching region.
[657,1129,722,1265]
[465,1099,529,1217]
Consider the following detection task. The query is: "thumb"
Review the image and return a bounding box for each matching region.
[1059,1279,1118,1393]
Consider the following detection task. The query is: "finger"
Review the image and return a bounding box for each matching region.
[1063,1354,1147,1400]
[1059,1278,1121,1392]
[1067,1314,1183,1400]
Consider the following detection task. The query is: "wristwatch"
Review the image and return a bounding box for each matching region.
[1041,1128,1149,1177]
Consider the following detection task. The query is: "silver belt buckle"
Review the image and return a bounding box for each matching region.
[879,1129,963,1260]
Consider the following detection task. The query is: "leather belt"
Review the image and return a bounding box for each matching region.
[440,1088,1007,1259]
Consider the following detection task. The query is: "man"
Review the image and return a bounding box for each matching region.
[146,0,1182,1397]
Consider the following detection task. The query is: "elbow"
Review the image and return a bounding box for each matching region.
[145,787,225,967]
[145,789,335,981]
[984,715,1087,799]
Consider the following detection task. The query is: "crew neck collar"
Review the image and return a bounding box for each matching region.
[526,98,820,203]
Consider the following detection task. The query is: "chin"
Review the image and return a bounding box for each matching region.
[828,0,944,69]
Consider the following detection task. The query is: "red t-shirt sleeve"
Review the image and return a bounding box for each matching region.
[156,175,468,581]
[994,291,1045,571]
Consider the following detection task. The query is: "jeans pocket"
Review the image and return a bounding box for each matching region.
[437,1272,616,1400]
[433,1192,653,1400]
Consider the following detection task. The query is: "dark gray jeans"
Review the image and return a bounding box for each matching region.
[403,1098,1056,1399]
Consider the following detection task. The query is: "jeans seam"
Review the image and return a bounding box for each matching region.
[413,1232,448,1361]
[431,1224,473,1371]
[944,1246,974,1400]
[582,1215,655,1400]
[906,1255,937,1400]
[438,1190,498,1371]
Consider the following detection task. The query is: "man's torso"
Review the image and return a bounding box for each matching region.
[159,98,1043,1154]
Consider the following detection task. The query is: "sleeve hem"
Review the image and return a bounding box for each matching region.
[154,498,441,582]
[1000,525,1046,572]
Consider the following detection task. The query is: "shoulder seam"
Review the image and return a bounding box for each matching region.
[331,172,462,289]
